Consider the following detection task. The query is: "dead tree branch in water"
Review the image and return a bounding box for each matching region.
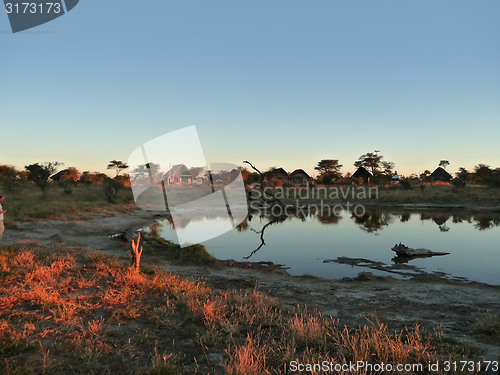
[242,161,289,259]
[244,216,286,259]
[243,160,285,209]
[244,220,273,259]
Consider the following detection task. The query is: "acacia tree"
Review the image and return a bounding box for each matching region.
[439,160,450,170]
[354,151,394,177]
[107,160,129,177]
[314,159,343,182]
[25,162,62,193]
[380,161,395,177]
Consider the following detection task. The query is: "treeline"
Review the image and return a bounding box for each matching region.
[451,164,500,188]
[0,161,130,202]
[240,150,500,188]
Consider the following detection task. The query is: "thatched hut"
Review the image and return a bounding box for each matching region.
[290,169,310,185]
[429,167,452,182]
[352,166,372,184]
[265,167,289,183]
[50,170,68,182]
[163,164,194,185]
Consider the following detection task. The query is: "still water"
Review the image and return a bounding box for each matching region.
[154,208,500,285]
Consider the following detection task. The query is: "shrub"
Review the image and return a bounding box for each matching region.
[25,162,62,193]
[104,177,124,203]
[400,179,412,190]
[0,165,25,194]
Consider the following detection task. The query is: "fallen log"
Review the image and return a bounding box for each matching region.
[391,243,449,258]
[120,228,139,242]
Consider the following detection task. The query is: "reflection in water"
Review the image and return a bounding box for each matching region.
[474,216,500,231]
[236,218,250,232]
[154,208,500,235]
[350,210,394,233]
[400,213,411,222]
[317,209,343,225]
[244,214,287,259]
[432,216,450,232]
[153,207,500,284]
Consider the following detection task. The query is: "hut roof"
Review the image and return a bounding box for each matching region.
[266,167,289,177]
[429,167,452,181]
[164,164,194,178]
[290,169,310,178]
[272,167,288,175]
[352,166,372,178]
[50,169,68,181]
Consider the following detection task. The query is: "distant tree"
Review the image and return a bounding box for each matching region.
[57,167,81,194]
[107,160,129,177]
[189,167,205,178]
[354,151,394,183]
[114,174,131,187]
[240,167,259,185]
[455,167,471,184]
[380,161,395,177]
[473,164,492,183]
[487,168,500,188]
[25,162,62,193]
[211,170,231,184]
[63,167,81,181]
[420,170,431,181]
[130,163,161,186]
[0,165,24,193]
[314,159,343,181]
[439,160,450,170]
[354,151,383,176]
[79,171,107,185]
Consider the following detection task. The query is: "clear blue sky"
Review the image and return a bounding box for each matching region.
[1,0,499,177]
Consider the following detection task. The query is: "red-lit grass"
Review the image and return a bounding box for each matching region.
[0,243,486,374]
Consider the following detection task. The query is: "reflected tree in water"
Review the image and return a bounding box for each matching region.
[400,213,411,223]
[474,216,500,231]
[452,214,472,224]
[351,210,393,233]
[235,218,250,232]
[317,208,343,225]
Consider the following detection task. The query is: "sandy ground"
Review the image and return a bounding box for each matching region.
[1,210,499,364]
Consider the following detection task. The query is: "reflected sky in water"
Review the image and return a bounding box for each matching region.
[155,209,500,285]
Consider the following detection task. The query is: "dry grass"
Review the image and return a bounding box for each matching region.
[0,243,488,374]
[3,184,136,225]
